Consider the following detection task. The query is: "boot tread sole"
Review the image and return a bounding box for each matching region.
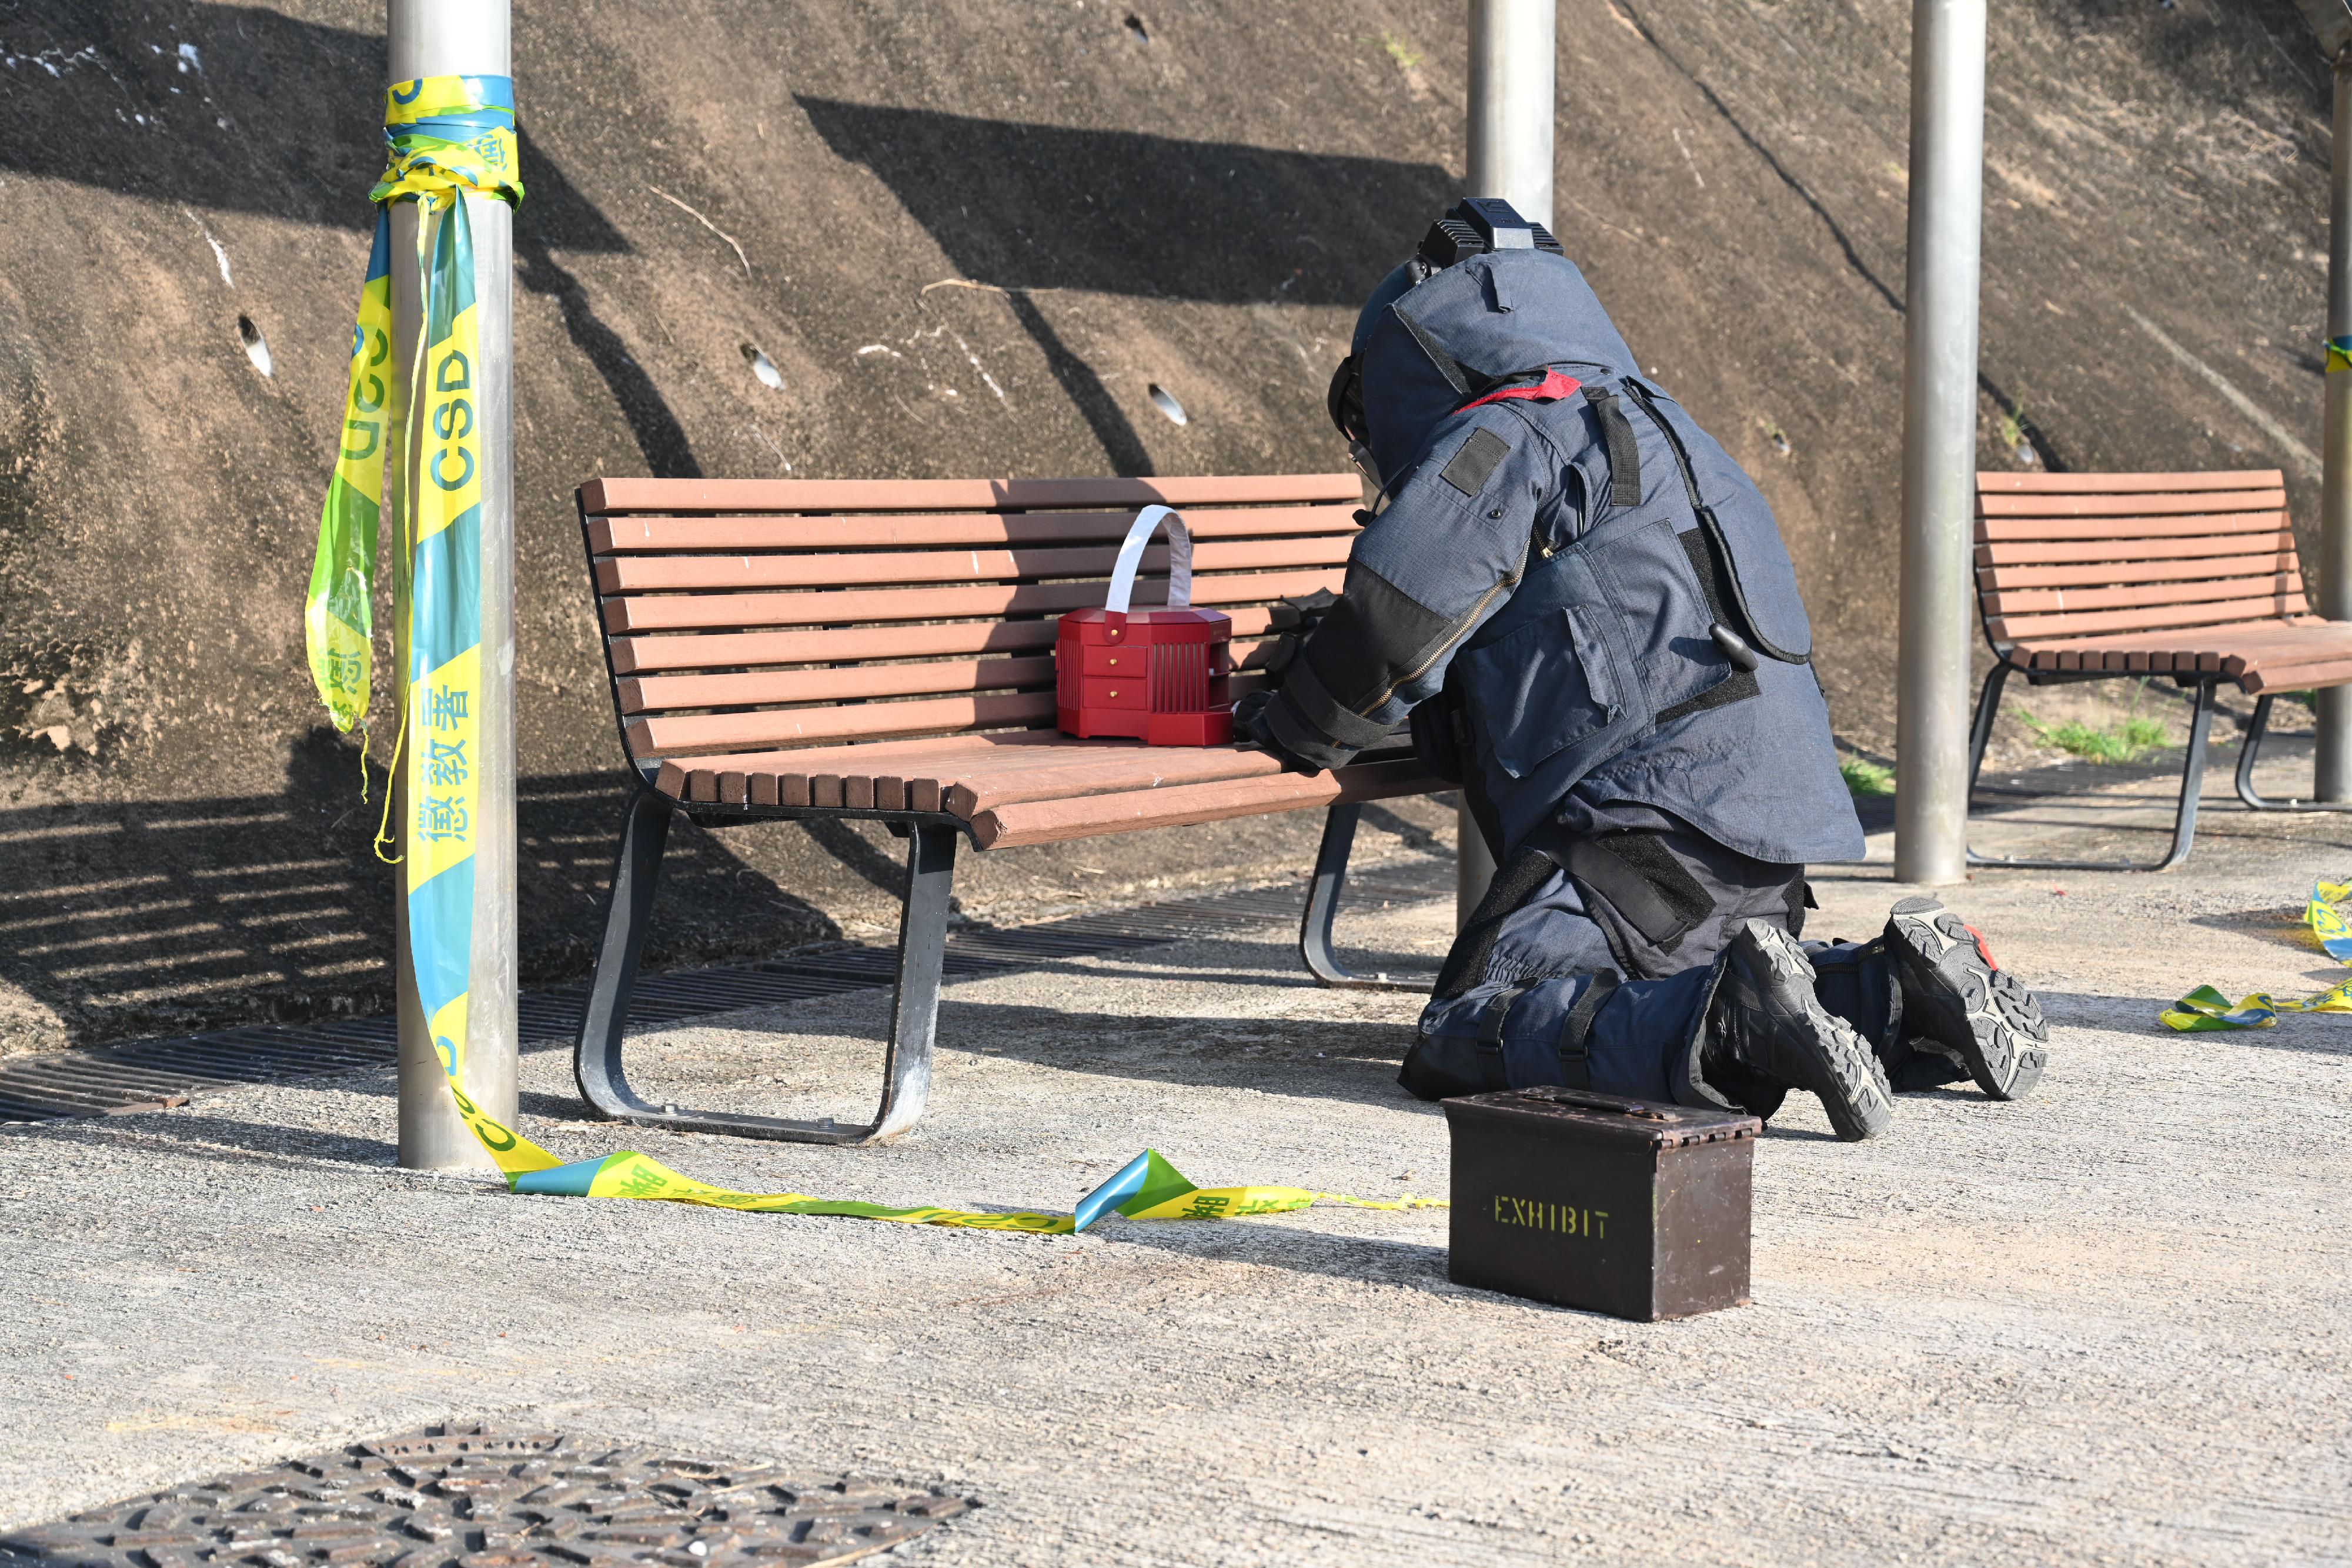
[1887,902,2048,1101]
[1742,922,1895,1142]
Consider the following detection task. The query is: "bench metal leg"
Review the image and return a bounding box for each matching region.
[2234,694,2352,811]
[1299,803,1431,992]
[1967,676,2216,874]
[1965,661,2010,797]
[575,787,673,1119]
[574,794,955,1145]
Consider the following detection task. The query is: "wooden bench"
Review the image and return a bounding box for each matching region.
[1968,469,2352,871]
[573,474,1444,1144]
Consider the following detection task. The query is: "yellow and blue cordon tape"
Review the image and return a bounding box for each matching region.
[303,78,1440,1235]
[306,73,522,741]
[306,73,518,1120]
[2161,879,2352,1031]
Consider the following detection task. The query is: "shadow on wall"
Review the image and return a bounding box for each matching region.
[0,1,704,476]
[798,98,1456,474]
[0,731,835,1053]
[0,4,622,245]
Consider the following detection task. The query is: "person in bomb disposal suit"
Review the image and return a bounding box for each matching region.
[1234,199,2050,1140]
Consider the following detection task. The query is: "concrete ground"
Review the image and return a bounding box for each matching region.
[3,739,2349,1566]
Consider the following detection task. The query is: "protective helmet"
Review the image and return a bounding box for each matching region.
[1325,198,1564,480]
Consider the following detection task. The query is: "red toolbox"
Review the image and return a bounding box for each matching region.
[1057,505,1234,745]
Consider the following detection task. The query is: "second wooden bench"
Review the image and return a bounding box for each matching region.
[1969,467,2352,870]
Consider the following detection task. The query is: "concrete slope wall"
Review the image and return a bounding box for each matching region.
[0,0,2330,1048]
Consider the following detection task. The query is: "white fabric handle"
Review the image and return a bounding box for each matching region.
[1102,505,1192,616]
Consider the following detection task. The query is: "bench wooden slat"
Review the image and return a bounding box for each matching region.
[630,691,1061,757]
[1989,591,2312,643]
[2245,656,2352,693]
[613,620,1058,674]
[2010,616,2343,666]
[594,534,1353,594]
[620,656,1059,715]
[602,567,1345,634]
[1976,488,2284,519]
[648,728,1063,802]
[651,734,1414,821]
[1975,527,2293,567]
[943,748,1293,817]
[584,474,1362,515]
[609,615,1286,674]
[1983,570,2303,617]
[968,757,1434,850]
[1974,511,2289,544]
[1976,469,2282,494]
[621,640,1272,714]
[653,730,1074,780]
[2024,635,2348,678]
[660,730,1097,810]
[1999,610,2310,656]
[653,664,1264,763]
[764,740,1132,810]
[588,505,1360,554]
[1976,550,2297,590]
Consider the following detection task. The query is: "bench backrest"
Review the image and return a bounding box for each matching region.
[1974,470,2304,650]
[580,475,1362,765]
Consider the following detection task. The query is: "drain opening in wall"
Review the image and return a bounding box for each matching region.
[742,343,785,390]
[1147,383,1187,426]
[238,315,272,377]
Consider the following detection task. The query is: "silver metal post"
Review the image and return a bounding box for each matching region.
[2318,53,2352,799]
[1467,0,1556,236]
[1460,0,1556,924]
[390,0,517,1169]
[1893,0,1986,885]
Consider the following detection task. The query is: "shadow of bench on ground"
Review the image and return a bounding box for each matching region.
[0,731,834,1053]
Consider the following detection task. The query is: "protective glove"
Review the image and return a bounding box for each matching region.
[1258,589,1339,680]
[1231,688,1326,776]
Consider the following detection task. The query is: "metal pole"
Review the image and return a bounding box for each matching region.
[1461,0,1556,924]
[1468,0,1556,237]
[390,0,517,1169]
[1893,0,1986,886]
[2318,53,2352,800]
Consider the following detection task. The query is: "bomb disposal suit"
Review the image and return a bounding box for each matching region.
[1238,200,1919,1134]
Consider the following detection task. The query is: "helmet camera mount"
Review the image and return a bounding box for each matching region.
[1328,198,1567,477]
[1416,196,1565,270]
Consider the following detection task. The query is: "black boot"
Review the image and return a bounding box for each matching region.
[1701,920,1895,1142]
[1882,897,2048,1101]
[1808,937,1974,1092]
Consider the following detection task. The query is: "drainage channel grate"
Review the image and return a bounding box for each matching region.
[0,1420,977,1568]
[0,859,1451,1126]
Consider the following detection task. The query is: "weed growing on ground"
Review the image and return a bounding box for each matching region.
[1840,756,1895,796]
[2017,710,2170,763]
[2013,677,2183,764]
[2026,714,2170,762]
[1379,30,1423,68]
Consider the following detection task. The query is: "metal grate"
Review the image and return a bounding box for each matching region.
[0,1421,977,1568]
[0,858,1449,1125]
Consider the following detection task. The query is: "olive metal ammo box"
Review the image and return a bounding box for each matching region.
[1442,1088,1762,1321]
